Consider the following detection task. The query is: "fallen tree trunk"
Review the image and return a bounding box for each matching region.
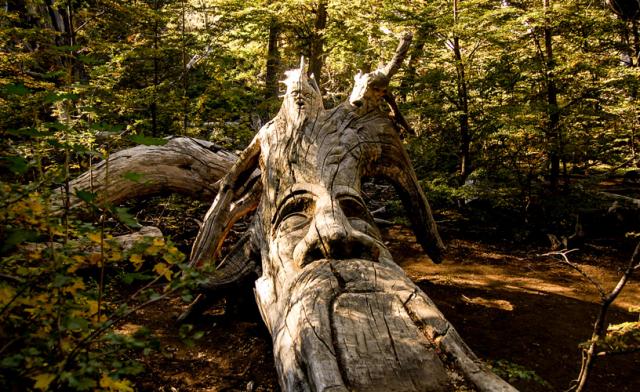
[22,226,163,258]
[53,137,237,210]
[65,38,515,391]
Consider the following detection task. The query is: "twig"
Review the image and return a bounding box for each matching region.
[0,273,25,283]
[0,282,31,318]
[129,274,163,300]
[54,285,179,389]
[0,338,18,357]
[569,242,640,392]
[383,94,415,136]
[541,249,606,299]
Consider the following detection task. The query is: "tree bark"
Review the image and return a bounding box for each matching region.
[152,0,160,136]
[308,0,327,87]
[265,17,281,100]
[543,0,561,191]
[451,0,472,182]
[186,42,511,390]
[53,137,237,210]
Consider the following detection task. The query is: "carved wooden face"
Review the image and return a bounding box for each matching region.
[280,69,323,127]
[349,70,389,113]
[270,183,385,271]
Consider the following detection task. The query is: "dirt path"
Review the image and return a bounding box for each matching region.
[390,228,640,311]
[389,226,640,392]
[130,225,639,391]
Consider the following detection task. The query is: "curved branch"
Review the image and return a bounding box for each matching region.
[382,32,413,78]
[189,135,262,268]
[54,137,237,210]
[178,230,260,323]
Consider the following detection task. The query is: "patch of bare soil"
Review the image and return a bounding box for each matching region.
[128,225,639,391]
[389,226,640,392]
[130,300,277,392]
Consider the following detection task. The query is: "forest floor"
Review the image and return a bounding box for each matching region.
[126,221,640,392]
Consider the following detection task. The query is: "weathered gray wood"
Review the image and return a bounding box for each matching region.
[200,44,513,390]
[62,38,515,392]
[53,137,237,210]
[22,226,163,258]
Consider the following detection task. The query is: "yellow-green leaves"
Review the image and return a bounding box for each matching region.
[99,374,134,392]
[153,262,173,281]
[32,373,56,391]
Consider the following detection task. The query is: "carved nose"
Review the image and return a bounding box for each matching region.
[294,210,380,267]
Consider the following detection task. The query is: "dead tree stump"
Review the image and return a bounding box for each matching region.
[65,36,516,392]
[187,40,515,391]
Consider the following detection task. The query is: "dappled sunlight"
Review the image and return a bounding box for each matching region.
[386,226,640,310]
[461,295,514,311]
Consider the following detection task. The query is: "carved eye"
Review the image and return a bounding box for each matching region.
[274,197,312,237]
[338,196,379,238]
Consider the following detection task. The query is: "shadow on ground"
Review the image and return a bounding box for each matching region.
[129,224,639,391]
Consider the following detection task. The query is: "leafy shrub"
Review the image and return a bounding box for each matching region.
[0,184,202,391]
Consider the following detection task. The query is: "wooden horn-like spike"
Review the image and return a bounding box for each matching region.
[189,178,261,268]
[190,136,262,268]
[382,32,413,78]
[383,94,416,135]
[384,167,445,262]
[366,138,445,262]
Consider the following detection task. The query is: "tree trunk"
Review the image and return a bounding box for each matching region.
[452,0,472,182]
[152,0,160,137]
[181,0,188,133]
[67,39,515,392]
[543,0,561,191]
[53,137,237,210]
[265,18,280,100]
[186,39,512,391]
[308,0,327,86]
[633,19,639,65]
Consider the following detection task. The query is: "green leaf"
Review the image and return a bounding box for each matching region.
[67,376,97,391]
[44,121,69,131]
[121,272,154,284]
[1,156,30,175]
[122,172,145,183]
[43,92,79,103]
[114,207,141,228]
[75,190,97,204]
[1,354,23,368]
[52,44,82,52]
[1,229,39,253]
[65,316,89,331]
[53,274,72,288]
[1,84,31,96]
[129,134,168,146]
[192,331,205,340]
[77,54,102,65]
[91,123,124,133]
[5,128,54,137]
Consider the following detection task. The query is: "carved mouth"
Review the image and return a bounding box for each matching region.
[304,257,378,268]
[298,247,380,269]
